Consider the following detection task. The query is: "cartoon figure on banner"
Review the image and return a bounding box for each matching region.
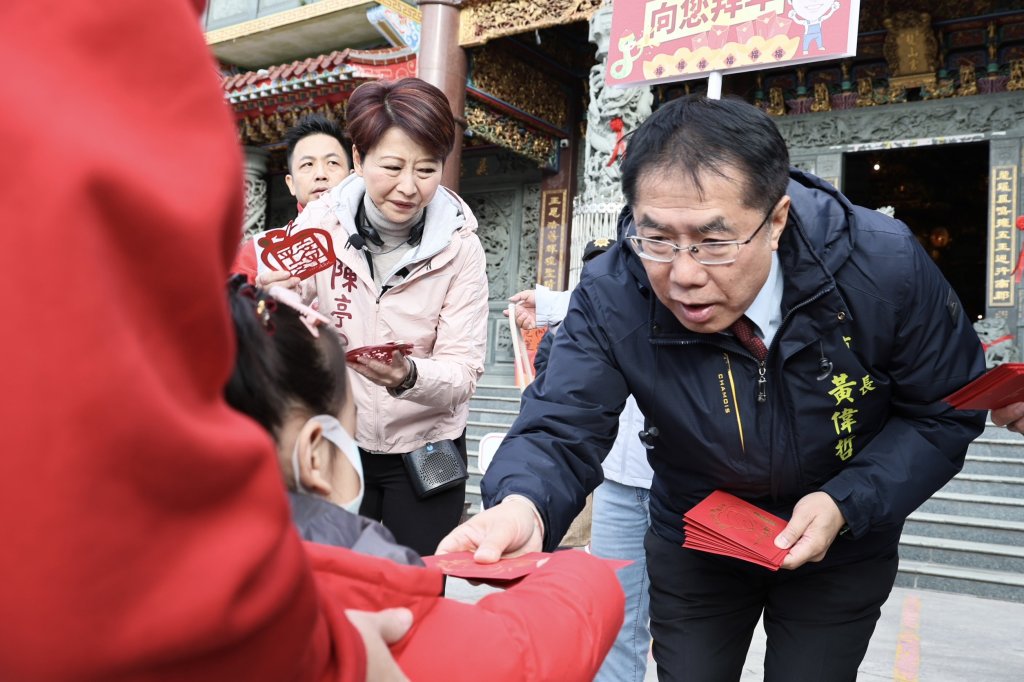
[610,30,644,81]
[789,0,841,54]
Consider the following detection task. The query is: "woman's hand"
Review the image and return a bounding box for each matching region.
[255,269,300,292]
[350,350,413,388]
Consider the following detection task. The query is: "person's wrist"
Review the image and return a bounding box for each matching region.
[388,358,417,396]
[502,494,545,538]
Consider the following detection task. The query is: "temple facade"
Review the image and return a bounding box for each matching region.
[207,0,1024,370]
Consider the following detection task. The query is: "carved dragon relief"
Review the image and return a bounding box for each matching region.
[776,92,1024,152]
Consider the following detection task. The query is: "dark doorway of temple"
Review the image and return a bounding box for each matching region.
[842,142,988,321]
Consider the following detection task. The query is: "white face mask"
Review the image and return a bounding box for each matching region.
[291,415,364,514]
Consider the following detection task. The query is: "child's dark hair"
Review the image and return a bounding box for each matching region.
[224,275,347,437]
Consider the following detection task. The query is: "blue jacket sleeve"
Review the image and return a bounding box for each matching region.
[482,281,631,551]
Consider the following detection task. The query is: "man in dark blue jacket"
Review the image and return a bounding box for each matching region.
[439,95,985,681]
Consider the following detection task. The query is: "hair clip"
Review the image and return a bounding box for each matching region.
[254,297,277,333]
[266,286,332,338]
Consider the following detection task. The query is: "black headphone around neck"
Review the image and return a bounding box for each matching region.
[355,194,426,248]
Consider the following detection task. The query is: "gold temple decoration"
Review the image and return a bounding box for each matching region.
[811,82,832,112]
[883,11,938,90]
[856,77,877,107]
[766,87,785,116]
[464,99,558,167]
[470,46,570,130]
[459,0,602,47]
[957,63,979,96]
[886,83,907,104]
[922,77,956,99]
[1008,59,1024,91]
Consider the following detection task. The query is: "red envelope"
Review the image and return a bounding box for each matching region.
[754,13,775,40]
[422,552,633,585]
[683,491,788,570]
[345,342,413,365]
[943,363,1024,410]
[734,21,754,43]
[707,24,731,50]
[771,15,793,38]
[257,227,336,280]
[422,552,551,584]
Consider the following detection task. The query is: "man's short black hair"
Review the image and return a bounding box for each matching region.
[284,114,349,170]
[620,95,790,214]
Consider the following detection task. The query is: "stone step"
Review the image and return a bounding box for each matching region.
[466,422,514,440]
[469,395,523,411]
[467,407,520,423]
[919,491,1024,522]
[472,383,522,399]
[969,436,1024,459]
[941,472,1024,497]
[961,454,1024,476]
[899,534,1024,573]
[980,421,1024,441]
[904,511,1024,546]
[896,560,1024,603]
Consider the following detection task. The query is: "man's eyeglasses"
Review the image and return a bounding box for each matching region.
[626,202,778,266]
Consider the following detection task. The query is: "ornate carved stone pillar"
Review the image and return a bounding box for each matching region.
[988,138,1022,348]
[418,0,467,191]
[242,146,270,237]
[569,0,653,287]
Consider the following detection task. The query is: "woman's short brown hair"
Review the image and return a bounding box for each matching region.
[346,77,456,162]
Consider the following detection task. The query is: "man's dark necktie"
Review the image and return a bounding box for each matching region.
[730,315,768,362]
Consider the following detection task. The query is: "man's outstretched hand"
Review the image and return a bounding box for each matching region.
[436,496,544,563]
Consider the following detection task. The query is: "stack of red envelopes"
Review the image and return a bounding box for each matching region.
[683,491,788,570]
[943,363,1024,410]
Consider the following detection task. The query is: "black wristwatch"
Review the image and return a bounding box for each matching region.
[389,358,417,397]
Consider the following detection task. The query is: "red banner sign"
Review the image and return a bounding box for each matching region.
[607,0,861,86]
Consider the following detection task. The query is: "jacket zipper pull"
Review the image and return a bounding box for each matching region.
[757,362,767,403]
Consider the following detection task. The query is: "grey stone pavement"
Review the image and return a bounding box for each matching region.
[446,578,1024,681]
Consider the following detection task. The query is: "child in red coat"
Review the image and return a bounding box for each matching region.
[0,1,623,680]
[223,277,626,680]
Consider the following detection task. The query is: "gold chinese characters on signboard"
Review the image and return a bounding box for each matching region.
[989,166,1018,308]
[882,11,938,91]
[538,189,568,289]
